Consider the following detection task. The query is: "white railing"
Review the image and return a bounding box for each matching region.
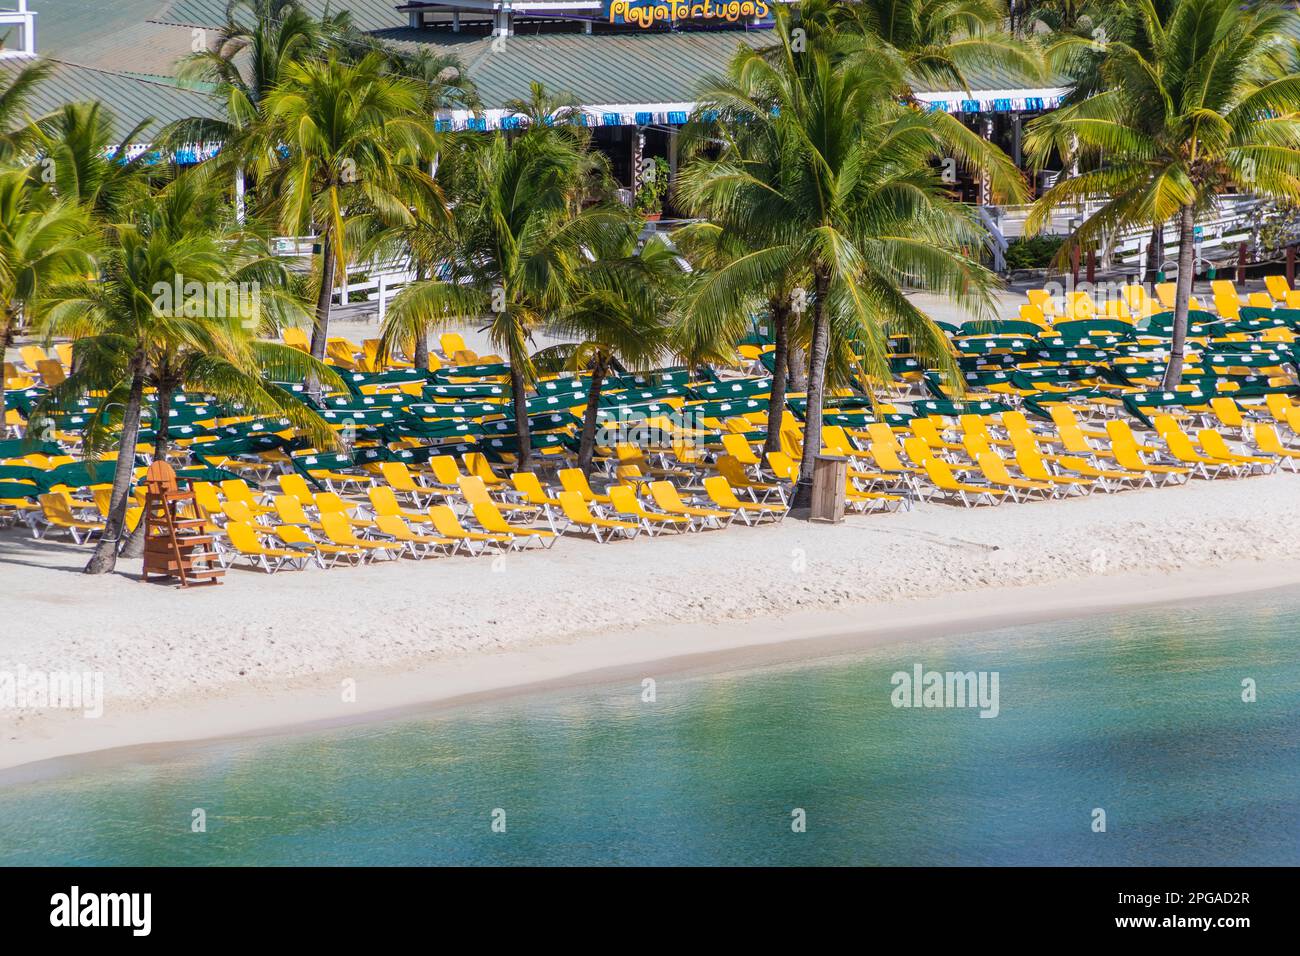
[988,194,1263,276]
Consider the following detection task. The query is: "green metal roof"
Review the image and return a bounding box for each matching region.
[11,2,1057,141]
[378,27,778,107]
[31,0,174,60]
[160,0,406,33]
[0,58,218,140]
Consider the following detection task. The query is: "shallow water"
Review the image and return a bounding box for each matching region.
[1,591,1297,865]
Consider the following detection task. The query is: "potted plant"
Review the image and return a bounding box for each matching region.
[635,156,670,222]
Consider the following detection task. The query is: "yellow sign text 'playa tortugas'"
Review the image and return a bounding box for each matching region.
[608,0,771,29]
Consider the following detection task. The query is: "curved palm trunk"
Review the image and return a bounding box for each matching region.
[0,309,14,430]
[309,230,335,364]
[411,263,429,371]
[510,363,532,475]
[1161,204,1196,390]
[577,356,607,476]
[792,270,831,511]
[85,362,145,574]
[120,385,171,559]
[762,299,791,458]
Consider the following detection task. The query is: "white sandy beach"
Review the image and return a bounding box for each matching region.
[3,471,1299,775]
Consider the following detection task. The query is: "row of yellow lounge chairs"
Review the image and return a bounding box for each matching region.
[1020,277,1300,326]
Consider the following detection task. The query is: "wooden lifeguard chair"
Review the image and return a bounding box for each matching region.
[140,460,224,587]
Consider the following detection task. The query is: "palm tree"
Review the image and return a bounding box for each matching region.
[251,51,442,365]
[0,168,97,425]
[0,58,55,162]
[171,0,348,146]
[681,4,1017,508]
[675,108,812,460]
[349,49,478,371]
[27,102,156,220]
[1025,0,1300,387]
[379,96,624,474]
[33,171,340,574]
[850,0,1046,92]
[535,232,686,475]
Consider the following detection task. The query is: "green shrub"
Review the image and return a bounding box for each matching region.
[1005,235,1066,270]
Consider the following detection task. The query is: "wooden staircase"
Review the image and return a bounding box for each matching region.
[140,461,224,588]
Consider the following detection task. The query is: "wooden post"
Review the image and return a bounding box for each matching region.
[1070,244,1080,284]
[1288,245,1296,288]
[809,455,847,524]
[1237,242,1247,284]
[1086,248,1096,284]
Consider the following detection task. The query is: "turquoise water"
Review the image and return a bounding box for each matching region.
[1,591,1297,866]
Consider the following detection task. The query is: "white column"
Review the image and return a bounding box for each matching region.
[234,166,246,224]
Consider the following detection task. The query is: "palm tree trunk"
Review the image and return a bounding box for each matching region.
[85,361,145,574]
[510,362,532,475]
[120,384,171,559]
[763,299,790,458]
[577,356,607,476]
[310,229,335,363]
[1145,223,1164,285]
[412,263,429,370]
[0,310,14,429]
[1162,204,1196,390]
[788,341,808,391]
[792,269,831,510]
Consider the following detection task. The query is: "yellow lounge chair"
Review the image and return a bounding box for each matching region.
[314,490,378,530]
[1254,424,1300,471]
[1104,422,1191,485]
[219,478,275,516]
[373,513,457,558]
[1012,447,1095,496]
[1152,416,1251,479]
[974,451,1055,502]
[272,523,364,568]
[917,457,1005,507]
[459,475,538,520]
[368,485,429,523]
[319,511,399,561]
[272,494,324,531]
[648,480,731,530]
[702,475,786,524]
[1196,428,1276,474]
[1053,454,1146,492]
[607,484,691,536]
[378,461,438,507]
[555,490,640,542]
[277,473,318,505]
[36,492,106,542]
[471,501,558,549]
[221,521,310,572]
[426,504,512,554]
[558,467,614,505]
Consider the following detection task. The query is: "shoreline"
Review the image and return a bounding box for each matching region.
[4,555,1300,783]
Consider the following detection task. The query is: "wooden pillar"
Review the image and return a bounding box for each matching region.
[1287,245,1295,288]
[1086,248,1096,284]
[1237,242,1247,284]
[1071,243,1080,285]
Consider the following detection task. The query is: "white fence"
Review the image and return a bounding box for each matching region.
[986,194,1263,277]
